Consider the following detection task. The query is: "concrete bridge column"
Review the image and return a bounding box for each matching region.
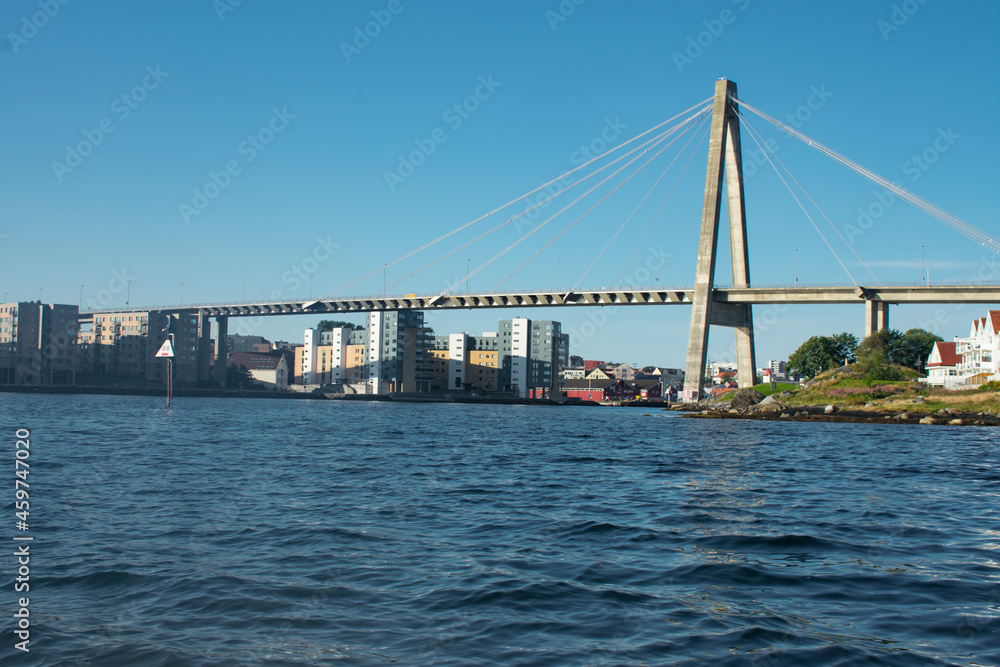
[864,301,890,336]
[214,316,228,386]
[197,311,212,383]
[683,78,756,401]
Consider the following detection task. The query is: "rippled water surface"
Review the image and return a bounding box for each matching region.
[2,393,999,666]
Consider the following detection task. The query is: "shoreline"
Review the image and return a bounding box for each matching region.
[672,403,1000,426]
[0,385,596,407]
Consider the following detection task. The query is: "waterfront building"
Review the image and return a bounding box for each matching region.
[344,343,367,384]
[428,333,500,392]
[0,301,79,385]
[365,310,433,394]
[468,347,499,391]
[228,351,289,390]
[428,347,450,390]
[633,379,666,401]
[647,367,685,389]
[296,314,565,396]
[295,326,355,386]
[610,363,637,382]
[78,309,197,385]
[227,334,271,353]
[563,378,637,402]
[296,328,321,385]
[585,366,613,380]
[495,318,567,397]
[925,310,1000,388]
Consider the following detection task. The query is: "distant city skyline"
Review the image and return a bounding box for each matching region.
[2,2,998,367]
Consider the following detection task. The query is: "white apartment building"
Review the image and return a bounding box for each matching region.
[924,310,999,388]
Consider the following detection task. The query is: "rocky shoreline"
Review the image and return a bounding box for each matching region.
[670,388,1000,426]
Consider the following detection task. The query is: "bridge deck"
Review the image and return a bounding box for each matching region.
[77,284,1000,320]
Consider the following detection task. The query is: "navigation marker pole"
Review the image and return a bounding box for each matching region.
[156,335,176,407]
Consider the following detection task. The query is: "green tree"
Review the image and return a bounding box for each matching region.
[786,334,852,379]
[227,363,257,389]
[317,320,363,332]
[855,330,902,383]
[890,328,943,369]
[829,332,859,365]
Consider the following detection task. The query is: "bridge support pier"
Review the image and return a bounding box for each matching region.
[864,301,890,336]
[197,312,212,383]
[214,316,228,387]
[683,78,756,401]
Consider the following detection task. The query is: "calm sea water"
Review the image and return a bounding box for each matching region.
[1,393,998,666]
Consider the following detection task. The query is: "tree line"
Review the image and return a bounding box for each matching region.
[787,328,942,380]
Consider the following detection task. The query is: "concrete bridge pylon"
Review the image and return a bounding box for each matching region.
[683,78,756,400]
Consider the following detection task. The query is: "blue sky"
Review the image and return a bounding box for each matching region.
[2,0,998,367]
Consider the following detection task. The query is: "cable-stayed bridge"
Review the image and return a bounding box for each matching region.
[81,79,1000,399]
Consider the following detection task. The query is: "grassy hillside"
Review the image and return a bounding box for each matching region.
[770,368,999,414]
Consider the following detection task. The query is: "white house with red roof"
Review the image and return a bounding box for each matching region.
[924,310,999,388]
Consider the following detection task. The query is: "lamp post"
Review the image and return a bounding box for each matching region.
[557,261,560,290]
[466,258,470,292]
[383,264,387,297]
[921,244,924,286]
[126,280,131,309]
[243,278,247,302]
[794,248,798,285]
[180,283,184,306]
[79,285,84,309]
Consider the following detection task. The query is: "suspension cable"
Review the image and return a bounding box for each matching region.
[437,111,702,296]
[573,113,709,292]
[613,120,711,288]
[386,107,710,292]
[495,110,710,289]
[329,97,715,296]
[739,111,881,284]
[739,111,858,284]
[737,97,1000,255]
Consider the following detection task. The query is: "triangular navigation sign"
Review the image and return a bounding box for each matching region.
[155,339,175,358]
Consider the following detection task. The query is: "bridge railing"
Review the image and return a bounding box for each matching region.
[76,280,997,315]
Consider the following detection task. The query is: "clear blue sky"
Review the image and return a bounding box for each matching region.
[2,0,998,367]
